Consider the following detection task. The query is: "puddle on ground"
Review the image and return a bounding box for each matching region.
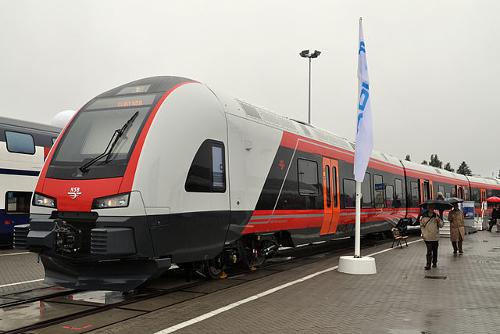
[5,286,70,301]
[0,301,93,331]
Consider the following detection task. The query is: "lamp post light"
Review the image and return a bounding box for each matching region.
[299,49,321,124]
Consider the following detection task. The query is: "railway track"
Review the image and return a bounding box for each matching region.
[0,234,407,334]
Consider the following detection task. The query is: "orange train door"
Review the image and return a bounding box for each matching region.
[480,189,486,202]
[419,179,431,203]
[320,158,340,235]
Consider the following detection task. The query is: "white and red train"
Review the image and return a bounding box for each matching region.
[14,76,500,290]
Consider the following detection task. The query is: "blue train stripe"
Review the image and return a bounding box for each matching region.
[0,168,39,176]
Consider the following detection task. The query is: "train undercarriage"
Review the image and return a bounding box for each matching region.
[13,212,290,291]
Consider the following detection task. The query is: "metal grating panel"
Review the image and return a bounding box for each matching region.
[91,229,107,255]
[299,123,311,136]
[259,109,297,132]
[13,225,29,249]
[238,100,262,119]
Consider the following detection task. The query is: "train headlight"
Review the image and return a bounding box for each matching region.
[92,193,130,209]
[33,193,56,208]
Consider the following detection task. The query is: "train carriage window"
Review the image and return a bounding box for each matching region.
[394,179,403,208]
[374,174,385,208]
[297,159,319,196]
[325,166,331,207]
[342,178,356,208]
[471,188,480,202]
[332,166,338,207]
[362,172,372,208]
[5,191,32,214]
[385,185,394,208]
[185,140,226,192]
[438,185,445,196]
[5,131,35,155]
[410,181,419,206]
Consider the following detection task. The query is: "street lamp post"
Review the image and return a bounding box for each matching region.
[299,49,321,124]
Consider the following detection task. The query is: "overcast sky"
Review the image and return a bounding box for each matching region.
[0,0,498,177]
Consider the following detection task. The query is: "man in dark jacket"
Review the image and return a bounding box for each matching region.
[489,205,500,232]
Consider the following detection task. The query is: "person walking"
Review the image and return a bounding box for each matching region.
[488,205,500,232]
[449,203,465,254]
[420,204,444,270]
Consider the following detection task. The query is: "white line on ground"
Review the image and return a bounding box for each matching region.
[0,278,44,289]
[0,252,31,257]
[155,239,423,334]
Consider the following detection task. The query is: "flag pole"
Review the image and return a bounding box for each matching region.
[338,16,376,275]
[355,181,361,258]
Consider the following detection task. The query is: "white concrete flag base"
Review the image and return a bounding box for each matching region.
[338,255,377,275]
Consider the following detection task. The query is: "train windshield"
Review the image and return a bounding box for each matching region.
[47,94,158,179]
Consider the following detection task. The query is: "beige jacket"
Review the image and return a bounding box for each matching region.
[420,214,444,241]
[449,209,465,242]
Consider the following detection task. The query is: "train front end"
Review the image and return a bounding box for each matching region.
[13,77,193,291]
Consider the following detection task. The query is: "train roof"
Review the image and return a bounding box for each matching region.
[102,76,497,189]
[211,85,497,187]
[401,159,469,182]
[0,116,60,134]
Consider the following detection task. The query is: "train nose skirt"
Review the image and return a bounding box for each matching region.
[41,255,172,291]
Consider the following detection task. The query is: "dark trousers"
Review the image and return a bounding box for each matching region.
[452,240,463,253]
[425,241,439,266]
[488,219,497,232]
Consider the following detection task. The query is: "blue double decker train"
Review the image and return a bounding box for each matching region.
[0,117,59,245]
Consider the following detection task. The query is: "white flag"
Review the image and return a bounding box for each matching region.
[353,19,374,183]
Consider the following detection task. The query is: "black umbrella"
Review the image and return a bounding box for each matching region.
[445,197,464,205]
[419,199,453,211]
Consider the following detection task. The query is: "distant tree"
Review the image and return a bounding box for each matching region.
[498,169,500,178]
[457,161,472,176]
[405,154,411,161]
[429,154,443,168]
[444,162,454,172]
[422,160,428,165]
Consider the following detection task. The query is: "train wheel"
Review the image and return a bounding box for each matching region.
[202,257,224,280]
[243,241,266,270]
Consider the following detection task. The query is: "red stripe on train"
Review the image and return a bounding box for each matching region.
[280,132,405,175]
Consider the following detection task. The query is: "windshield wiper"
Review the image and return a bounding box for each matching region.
[79,111,139,173]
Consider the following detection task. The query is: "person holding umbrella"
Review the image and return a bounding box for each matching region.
[448,200,465,254]
[486,197,500,232]
[489,204,500,232]
[420,202,446,270]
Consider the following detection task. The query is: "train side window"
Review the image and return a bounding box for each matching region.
[332,166,338,207]
[385,185,394,208]
[342,178,356,208]
[185,140,226,192]
[410,181,419,206]
[5,131,35,155]
[297,158,319,196]
[471,188,480,202]
[394,179,403,208]
[52,137,57,145]
[362,172,372,208]
[5,191,32,214]
[374,174,385,208]
[325,166,331,207]
[438,185,445,196]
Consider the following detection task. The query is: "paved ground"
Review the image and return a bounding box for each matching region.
[81,231,500,334]
[0,249,47,296]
